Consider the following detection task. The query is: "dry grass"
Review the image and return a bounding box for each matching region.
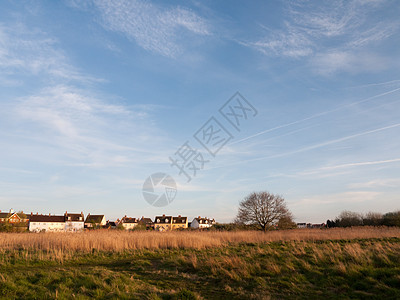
[0,226,399,253]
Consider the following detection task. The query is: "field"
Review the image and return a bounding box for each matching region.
[0,227,399,299]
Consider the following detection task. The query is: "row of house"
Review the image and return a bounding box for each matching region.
[296,223,326,229]
[0,209,216,232]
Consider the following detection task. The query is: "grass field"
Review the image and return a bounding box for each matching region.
[0,228,399,299]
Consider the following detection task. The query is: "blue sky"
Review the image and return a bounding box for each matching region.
[1,0,399,223]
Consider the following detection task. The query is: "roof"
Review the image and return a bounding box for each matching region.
[139,217,153,224]
[29,214,65,223]
[65,213,84,222]
[155,215,172,224]
[0,212,10,218]
[172,216,187,224]
[85,215,104,223]
[16,213,28,219]
[106,221,117,227]
[194,217,215,224]
[121,217,138,223]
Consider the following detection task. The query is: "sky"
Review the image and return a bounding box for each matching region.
[0,0,399,223]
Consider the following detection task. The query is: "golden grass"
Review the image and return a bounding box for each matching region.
[0,227,399,253]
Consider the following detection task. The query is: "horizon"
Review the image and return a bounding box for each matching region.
[1,1,400,224]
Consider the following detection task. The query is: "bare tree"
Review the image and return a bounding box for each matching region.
[335,211,363,227]
[235,191,293,231]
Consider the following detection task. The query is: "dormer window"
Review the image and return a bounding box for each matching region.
[79,217,82,220]
[165,218,169,222]
[157,219,160,223]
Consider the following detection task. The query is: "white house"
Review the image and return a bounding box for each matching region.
[29,214,66,232]
[296,223,307,229]
[120,216,138,230]
[190,216,215,229]
[65,212,84,232]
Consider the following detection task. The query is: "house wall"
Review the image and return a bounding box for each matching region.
[65,222,84,232]
[154,224,172,231]
[172,224,187,230]
[190,219,199,228]
[8,215,21,223]
[190,219,211,229]
[29,222,65,232]
[122,223,137,230]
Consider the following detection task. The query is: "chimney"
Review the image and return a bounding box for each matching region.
[163,214,165,216]
[178,215,181,217]
[198,216,201,219]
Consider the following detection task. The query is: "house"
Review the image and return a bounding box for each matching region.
[64,212,84,232]
[190,216,215,229]
[172,215,188,230]
[84,214,106,228]
[297,223,307,229]
[0,210,29,224]
[138,217,154,229]
[120,216,138,230]
[105,220,118,229]
[154,215,173,231]
[0,211,10,223]
[311,223,326,228]
[29,213,66,232]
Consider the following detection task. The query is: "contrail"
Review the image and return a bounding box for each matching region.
[349,79,400,88]
[213,122,400,169]
[230,87,400,145]
[317,158,400,171]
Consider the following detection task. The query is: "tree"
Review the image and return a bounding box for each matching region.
[277,215,297,230]
[335,211,363,227]
[326,219,336,228]
[382,211,400,227]
[363,212,383,226]
[235,191,293,232]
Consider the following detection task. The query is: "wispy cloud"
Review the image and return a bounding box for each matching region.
[242,0,399,74]
[0,23,102,84]
[84,0,210,57]
[293,191,380,206]
[12,85,169,168]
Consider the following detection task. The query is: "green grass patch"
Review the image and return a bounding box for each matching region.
[0,238,399,299]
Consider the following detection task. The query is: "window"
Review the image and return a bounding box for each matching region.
[165,218,169,222]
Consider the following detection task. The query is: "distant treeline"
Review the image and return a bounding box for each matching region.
[327,210,400,228]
